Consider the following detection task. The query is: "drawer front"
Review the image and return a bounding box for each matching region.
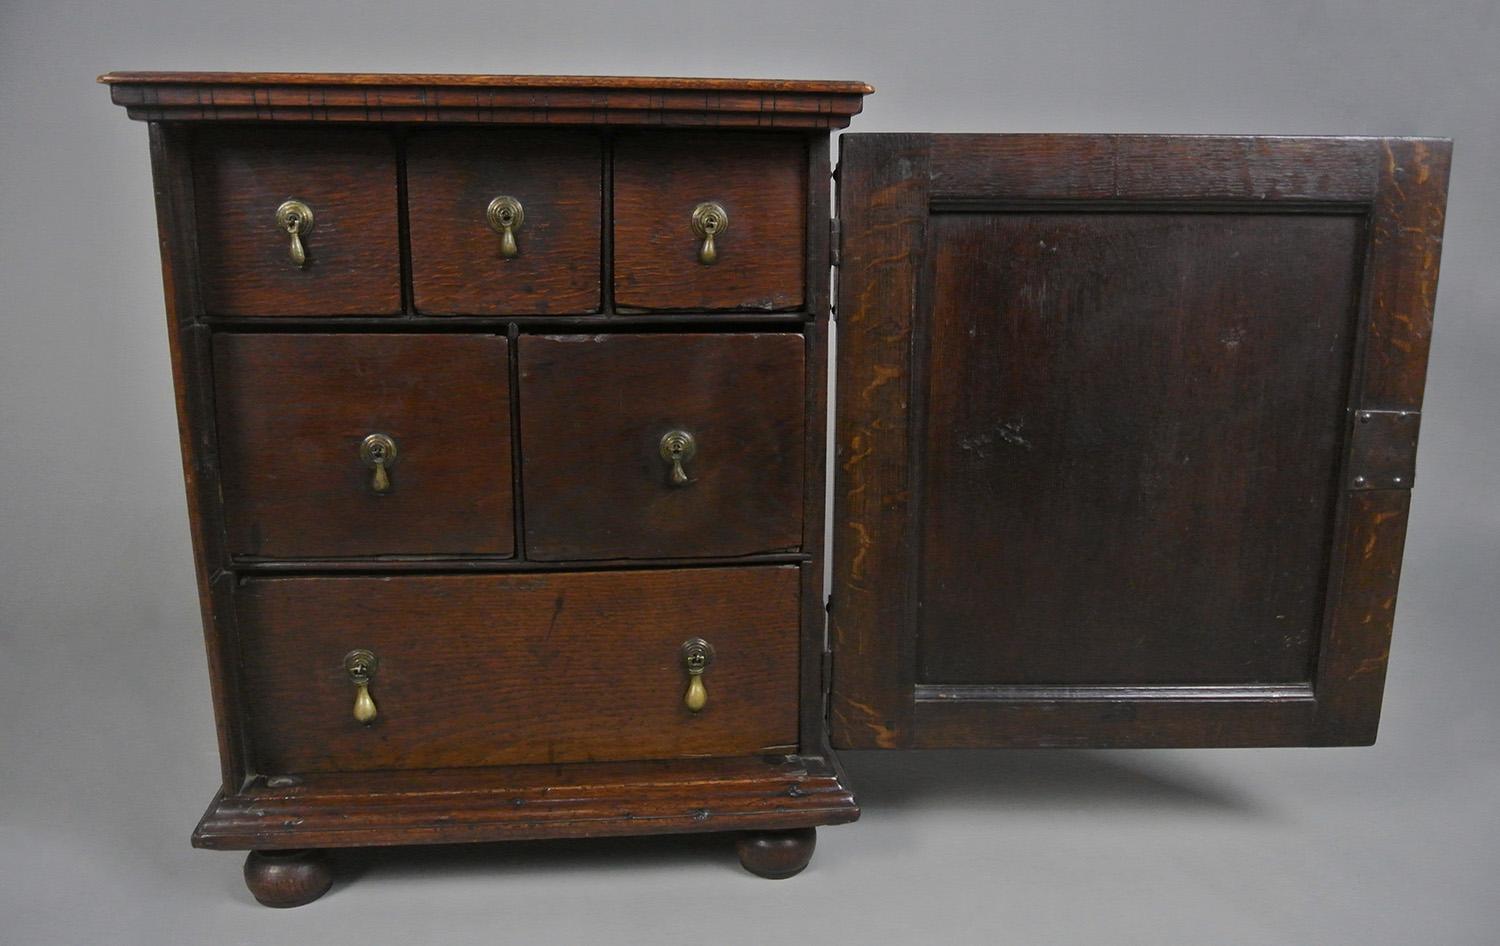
[214,333,513,559]
[192,128,401,316]
[613,133,806,311]
[407,130,603,315]
[237,567,801,773]
[519,334,805,560]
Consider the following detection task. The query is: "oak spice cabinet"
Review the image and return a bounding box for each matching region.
[100,72,1451,907]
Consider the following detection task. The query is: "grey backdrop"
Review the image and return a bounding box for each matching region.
[2,1,1497,943]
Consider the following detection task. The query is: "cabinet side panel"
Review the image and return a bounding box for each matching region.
[147,122,248,788]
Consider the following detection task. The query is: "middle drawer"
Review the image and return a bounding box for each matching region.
[519,333,806,561]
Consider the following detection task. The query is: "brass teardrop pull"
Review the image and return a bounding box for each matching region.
[691,202,728,265]
[486,196,525,259]
[343,649,379,725]
[681,638,714,713]
[359,433,398,494]
[659,430,697,486]
[275,199,314,268]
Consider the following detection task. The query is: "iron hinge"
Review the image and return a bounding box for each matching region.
[821,648,835,696]
[1346,408,1421,490]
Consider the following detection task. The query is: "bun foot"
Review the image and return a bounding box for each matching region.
[736,827,816,879]
[243,849,333,907]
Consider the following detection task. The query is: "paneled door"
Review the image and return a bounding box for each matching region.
[831,134,1449,749]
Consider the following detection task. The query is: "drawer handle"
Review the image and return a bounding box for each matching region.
[659,430,697,486]
[486,195,525,259]
[343,649,379,725]
[691,202,728,265]
[274,199,314,268]
[681,638,715,713]
[359,433,398,494]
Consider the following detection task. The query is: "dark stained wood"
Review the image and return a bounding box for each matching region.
[213,333,514,558]
[407,129,602,314]
[147,123,251,788]
[736,827,816,879]
[243,850,332,908]
[110,74,1449,894]
[193,755,858,850]
[1312,490,1412,744]
[613,133,807,311]
[828,134,930,749]
[193,127,401,316]
[100,73,872,129]
[230,552,810,574]
[831,133,1451,750]
[236,568,801,773]
[1360,139,1452,408]
[927,134,1382,203]
[797,134,835,752]
[918,210,1365,687]
[518,334,805,560]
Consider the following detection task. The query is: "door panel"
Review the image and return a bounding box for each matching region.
[830,134,1450,749]
[919,210,1363,687]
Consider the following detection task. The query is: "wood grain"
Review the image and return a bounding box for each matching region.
[1359,138,1452,408]
[828,134,930,749]
[193,755,859,850]
[193,127,401,316]
[407,129,602,314]
[101,73,872,128]
[519,334,805,560]
[236,568,801,773]
[831,133,1451,750]
[918,210,1364,687]
[928,134,1383,202]
[214,333,513,558]
[614,132,806,311]
[148,124,252,788]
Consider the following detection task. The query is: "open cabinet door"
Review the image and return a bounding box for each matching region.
[830,134,1450,749]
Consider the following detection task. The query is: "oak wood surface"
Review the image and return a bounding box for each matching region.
[407,129,602,314]
[918,209,1365,686]
[518,333,805,560]
[237,568,801,773]
[148,124,253,787]
[831,133,1451,750]
[613,132,806,310]
[242,851,332,908]
[214,333,514,558]
[100,73,872,129]
[194,755,859,849]
[192,127,402,316]
[737,827,817,879]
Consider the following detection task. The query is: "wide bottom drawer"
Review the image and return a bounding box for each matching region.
[236,567,801,775]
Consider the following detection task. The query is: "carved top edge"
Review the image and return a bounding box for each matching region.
[100,72,873,128]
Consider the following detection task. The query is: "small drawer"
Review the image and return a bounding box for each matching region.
[407,130,603,315]
[192,128,401,316]
[213,333,513,559]
[519,333,805,560]
[237,567,801,773]
[613,132,806,311]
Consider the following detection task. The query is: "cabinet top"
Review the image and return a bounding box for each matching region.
[99,72,874,129]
